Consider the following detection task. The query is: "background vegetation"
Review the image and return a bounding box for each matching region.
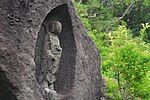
[73,0,150,99]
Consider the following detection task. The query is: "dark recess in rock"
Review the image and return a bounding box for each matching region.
[0,70,18,100]
[35,4,76,95]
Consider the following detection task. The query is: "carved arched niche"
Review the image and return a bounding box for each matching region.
[35,4,76,95]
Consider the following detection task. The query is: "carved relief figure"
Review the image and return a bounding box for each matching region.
[42,21,62,93]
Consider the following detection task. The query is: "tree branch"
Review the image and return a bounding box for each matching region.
[118,3,134,20]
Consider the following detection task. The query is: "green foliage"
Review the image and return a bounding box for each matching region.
[140,23,150,43]
[73,1,150,100]
[109,0,150,35]
[89,24,150,100]
[104,76,121,99]
[103,25,150,99]
[74,2,91,30]
[74,0,120,32]
[75,0,150,35]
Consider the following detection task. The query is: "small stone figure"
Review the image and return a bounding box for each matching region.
[43,21,62,93]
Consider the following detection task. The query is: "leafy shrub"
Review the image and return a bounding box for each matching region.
[103,25,150,100]
[74,1,150,99]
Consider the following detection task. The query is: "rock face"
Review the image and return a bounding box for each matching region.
[0,0,103,100]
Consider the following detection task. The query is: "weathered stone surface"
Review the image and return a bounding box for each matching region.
[0,0,103,100]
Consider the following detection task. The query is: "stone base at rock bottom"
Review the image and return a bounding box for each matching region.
[45,91,63,100]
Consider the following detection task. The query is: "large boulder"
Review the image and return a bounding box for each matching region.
[0,0,103,100]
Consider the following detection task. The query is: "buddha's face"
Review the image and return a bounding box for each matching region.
[49,21,62,34]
